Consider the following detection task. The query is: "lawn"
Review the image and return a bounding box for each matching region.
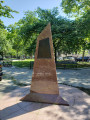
[12,59,34,68]
[77,62,90,68]
[12,59,90,68]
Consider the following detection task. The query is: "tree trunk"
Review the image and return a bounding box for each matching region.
[17,50,18,59]
[2,52,3,60]
[82,50,85,62]
[54,48,57,63]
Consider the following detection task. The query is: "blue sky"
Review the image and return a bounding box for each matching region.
[1,0,68,26]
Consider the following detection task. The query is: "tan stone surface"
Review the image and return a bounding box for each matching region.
[31,23,59,94]
[0,85,90,120]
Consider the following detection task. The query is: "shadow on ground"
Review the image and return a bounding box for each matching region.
[0,85,90,120]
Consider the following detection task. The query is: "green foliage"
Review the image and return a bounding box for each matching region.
[0,0,18,18]
[0,19,5,28]
[2,5,89,61]
[61,0,90,58]
[0,28,12,55]
[0,0,19,57]
[19,7,78,60]
[12,61,30,68]
[7,26,24,57]
[74,11,90,53]
[12,59,90,68]
[61,0,90,16]
[12,59,34,68]
[36,7,59,22]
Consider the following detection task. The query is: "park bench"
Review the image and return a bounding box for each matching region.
[3,61,12,67]
[30,61,34,69]
[0,62,3,81]
[29,60,77,69]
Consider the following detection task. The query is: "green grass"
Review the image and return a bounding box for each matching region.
[12,61,30,68]
[56,61,90,69]
[12,59,90,68]
[77,62,90,68]
[12,59,34,68]
[22,59,34,61]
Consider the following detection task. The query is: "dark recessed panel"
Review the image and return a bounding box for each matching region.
[37,38,51,59]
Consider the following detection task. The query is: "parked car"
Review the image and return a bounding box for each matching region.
[58,57,63,60]
[76,56,90,62]
[63,56,75,61]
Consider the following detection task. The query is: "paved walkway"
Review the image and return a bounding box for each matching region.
[2,67,90,88]
[0,85,90,120]
[0,67,90,120]
[0,67,90,98]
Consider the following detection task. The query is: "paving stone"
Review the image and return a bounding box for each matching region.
[2,67,90,88]
[0,85,90,120]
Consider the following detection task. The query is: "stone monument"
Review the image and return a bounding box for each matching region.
[21,23,69,105]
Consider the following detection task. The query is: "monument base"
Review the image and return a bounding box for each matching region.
[20,93,69,106]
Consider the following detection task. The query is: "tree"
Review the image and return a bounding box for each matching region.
[17,11,39,57]
[0,28,13,56]
[7,7,86,61]
[6,11,39,58]
[36,7,83,60]
[61,0,90,60]
[0,0,18,28]
[0,20,4,28]
[7,24,24,58]
[0,0,19,57]
[18,7,61,61]
[61,0,90,17]
[0,0,18,18]
[75,16,90,60]
[19,7,78,61]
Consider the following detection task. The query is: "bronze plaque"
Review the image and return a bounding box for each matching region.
[37,38,51,58]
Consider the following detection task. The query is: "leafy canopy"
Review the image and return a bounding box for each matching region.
[61,0,90,17]
[0,0,18,18]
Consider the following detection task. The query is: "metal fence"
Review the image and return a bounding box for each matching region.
[29,61,78,69]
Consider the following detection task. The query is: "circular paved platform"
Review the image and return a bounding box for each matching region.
[0,85,90,120]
